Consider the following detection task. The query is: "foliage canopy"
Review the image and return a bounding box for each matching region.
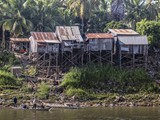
[137,19,160,48]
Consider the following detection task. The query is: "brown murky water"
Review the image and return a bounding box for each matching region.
[0,107,160,120]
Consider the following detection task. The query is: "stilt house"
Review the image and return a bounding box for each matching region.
[108,29,148,68]
[10,38,30,53]
[86,33,114,51]
[56,26,84,68]
[29,32,61,78]
[29,32,60,53]
[85,33,114,64]
[56,26,83,52]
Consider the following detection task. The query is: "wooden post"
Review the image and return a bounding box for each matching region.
[111,50,113,65]
[100,50,102,64]
[119,45,122,69]
[61,51,64,69]
[89,50,91,63]
[49,53,51,67]
[43,53,45,66]
[36,53,39,67]
[132,46,135,69]
[145,45,148,70]
[56,52,59,80]
[145,55,147,70]
[111,38,115,65]
[46,53,51,77]
[133,53,135,69]
[71,48,74,67]
[81,49,84,66]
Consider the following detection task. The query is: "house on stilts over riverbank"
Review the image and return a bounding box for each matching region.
[56,26,84,70]
[9,27,149,78]
[109,29,148,69]
[85,33,114,64]
[29,32,61,78]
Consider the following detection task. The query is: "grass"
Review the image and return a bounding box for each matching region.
[60,64,159,100]
[0,70,20,86]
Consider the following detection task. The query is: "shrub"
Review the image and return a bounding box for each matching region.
[0,70,18,86]
[0,51,19,67]
[61,64,117,89]
[61,64,152,94]
[144,83,160,93]
[136,19,160,48]
[1,65,12,72]
[66,88,89,100]
[60,68,81,88]
[36,82,50,99]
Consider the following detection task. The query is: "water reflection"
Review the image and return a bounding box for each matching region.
[0,107,160,120]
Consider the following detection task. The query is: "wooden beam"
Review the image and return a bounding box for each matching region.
[119,45,122,69]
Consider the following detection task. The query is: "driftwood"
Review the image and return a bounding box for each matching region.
[42,102,81,109]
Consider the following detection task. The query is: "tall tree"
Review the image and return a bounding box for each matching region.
[123,0,159,29]
[0,0,32,48]
[67,0,100,33]
[111,0,125,21]
[145,0,160,20]
[23,0,55,32]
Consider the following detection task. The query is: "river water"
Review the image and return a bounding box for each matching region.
[0,107,160,120]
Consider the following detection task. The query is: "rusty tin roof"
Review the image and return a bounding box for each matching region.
[109,29,139,36]
[86,33,114,39]
[30,32,60,43]
[10,38,30,42]
[56,26,83,42]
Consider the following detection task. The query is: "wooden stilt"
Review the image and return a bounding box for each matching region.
[89,51,91,63]
[100,50,102,64]
[111,50,113,65]
[133,53,135,69]
[119,46,122,69]
[56,53,59,80]
[81,49,84,66]
[145,55,148,70]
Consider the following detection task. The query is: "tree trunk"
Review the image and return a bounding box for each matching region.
[1,28,5,49]
[111,0,125,21]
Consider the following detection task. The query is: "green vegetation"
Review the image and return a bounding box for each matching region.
[0,70,21,89]
[66,88,89,100]
[0,51,21,90]
[0,51,19,68]
[0,0,160,104]
[61,64,159,99]
[137,19,160,47]
[36,82,50,99]
[104,21,128,32]
[23,66,37,77]
[0,0,160,45]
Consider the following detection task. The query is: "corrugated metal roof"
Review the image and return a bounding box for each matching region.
[10,38,29,42]
[31,32,60,43]
[86,33,114,39]
[118,36,148,45]
[75,35,83,42]
[56,26,83,42]
[109,29,139,36]
[71,26,81,35]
